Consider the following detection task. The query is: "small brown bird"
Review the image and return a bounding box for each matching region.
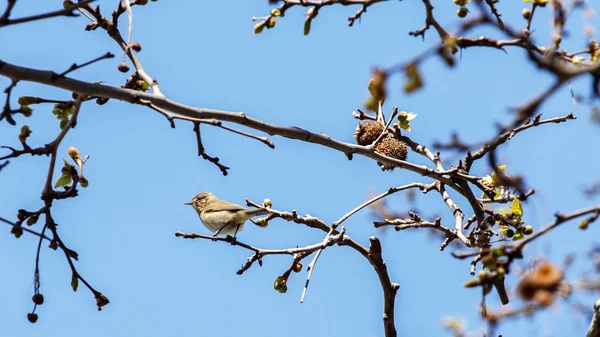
[185,192,269,238]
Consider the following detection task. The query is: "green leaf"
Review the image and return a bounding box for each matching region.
[71,274,78,292]
[510,198,523,222]
[55,174,72,188]
[59,119,68,130]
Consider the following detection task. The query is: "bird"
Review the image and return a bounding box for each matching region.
[185,192,269,238]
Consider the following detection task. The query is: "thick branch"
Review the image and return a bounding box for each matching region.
[0,60,470,194]
[368,236,399,337]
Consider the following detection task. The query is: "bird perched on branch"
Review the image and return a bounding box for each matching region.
[185,192,269,238]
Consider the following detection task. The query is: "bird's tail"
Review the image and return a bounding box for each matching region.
[243,208,270,219]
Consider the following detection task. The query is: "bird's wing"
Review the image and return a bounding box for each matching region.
[204,202,246,213]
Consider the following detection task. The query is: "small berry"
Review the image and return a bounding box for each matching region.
[80,177,89,188]
[32,294,44,305]
[505,229,515,238]
[117,63,130,73]
[130,42,142,52]
[96,97,109,105]
[293,263,302,273]
[27,313,38,323]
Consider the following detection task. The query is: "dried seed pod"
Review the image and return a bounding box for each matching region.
[375,136,408,161]
[354,122,384,146]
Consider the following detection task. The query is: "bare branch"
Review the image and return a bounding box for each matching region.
[0,0,95,28]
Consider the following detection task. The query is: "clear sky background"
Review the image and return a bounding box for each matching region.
[1,1,599,336]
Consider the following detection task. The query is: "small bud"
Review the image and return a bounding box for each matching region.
[63,0,74,9]
[17,209,28,221]
[270,9,281,17]
[398,111,409,122]
[263,199,272,208]
[95,293,110,310]
[12,226,23,239]
[293,263,302,273]
[253,22,265,34]
[137,0,149,5]
[463,278,481,288]
[278,284,288,294]
[96,97,110,105]
[27,313,38,323]
[68,147,80,161]
[274,276,287,290]
[32,294,44,305]
[130,42,142,52]
[266,17,276,29]
[18,96,37,106]
[255,218,268,228]
[27,215,38,226]
[80,177,89,188]
[579,219,589,230]
[522,8,531,20]
[523,225,533,235]
[136,80,150,91]
[553,34,562,44]
[19,125,31,144]
[456,7,468,18]
[21,106,33,117]
[303,18,312,36]
[117,63,130,73]
[49,241,58,250]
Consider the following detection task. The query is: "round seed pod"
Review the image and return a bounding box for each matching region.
[375,136,408,171]
[354,122,384,146]
[375,136,408,161]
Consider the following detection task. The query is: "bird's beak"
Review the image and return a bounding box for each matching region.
[184,201,192,205]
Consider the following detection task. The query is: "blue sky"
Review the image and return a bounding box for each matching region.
[1,0,599,336]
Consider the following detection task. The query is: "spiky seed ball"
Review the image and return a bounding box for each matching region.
[531,262,563,288]
[517,262,563,304]
[354,122,384,146]
[517,277,537,301]
[375,136,408,161]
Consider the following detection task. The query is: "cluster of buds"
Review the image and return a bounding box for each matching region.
[254,199,273,228]
[254,9,279,34]
[50,102,76,129]
[55,147,90,189]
